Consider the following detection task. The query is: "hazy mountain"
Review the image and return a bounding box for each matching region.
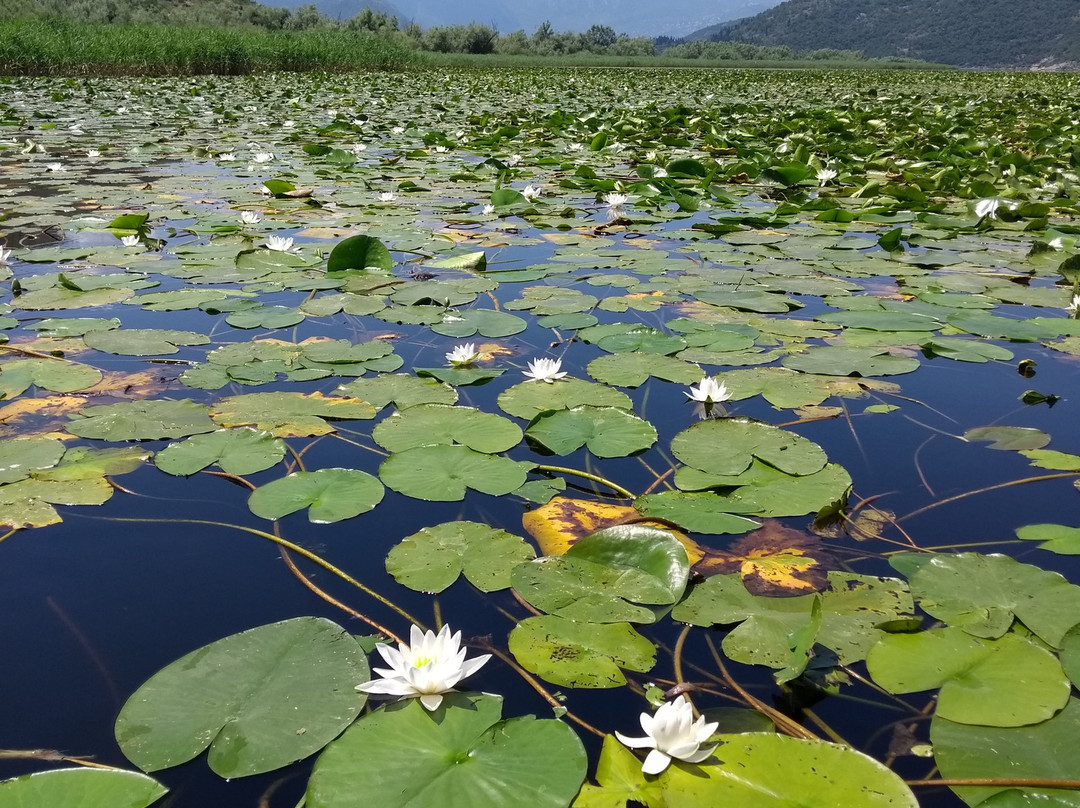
[700,0,1080,67]
[263,0,783,37]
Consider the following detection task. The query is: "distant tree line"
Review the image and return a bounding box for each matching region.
[0,0,879,62]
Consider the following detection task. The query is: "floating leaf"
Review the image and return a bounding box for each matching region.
[307,693,586,808]
[572,736,663,808]
[155,428,286,476]
[0,358,103,398]
[963,426,1050,451]
[210,392,375,437]
[414,366,505,386]
[115,617,368,778]
[0,437,65,484]
[508,616,655,688]
[498,379,632,421]
[909,553,1080,646]
[379,445,531,501]
[526,406,656,458]
[66,399,216,441]
[782,346,920,377]
[373,404,522,454]
[0,768,167,808]
[673,461,852,518]
[33,446,149,481]
[430,309,527,338]
[327,234,392,272]
[634,491,762,535]
[867,628,1070,726]
[586,352,704,388]
[671,419,828,477]
[1016,523,1080,555]
[672,572,914,668]
[336,374,457,411]
[84,328,209,356]
[922,338,1014,363]
[248,468,384,523]
[932,697,1080,807]
[386,521,536,593]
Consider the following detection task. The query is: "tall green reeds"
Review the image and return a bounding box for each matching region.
[0,19,422,75]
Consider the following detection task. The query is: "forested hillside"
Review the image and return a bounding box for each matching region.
[705,0,1080,67]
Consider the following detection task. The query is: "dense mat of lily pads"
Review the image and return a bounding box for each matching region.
[3,66,1080,807]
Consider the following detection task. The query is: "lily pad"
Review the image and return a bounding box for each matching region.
[430,309,527,338]
[0,437,66,484]
[867,627,1070,726]
[0,358,103,398]
[379,445,531,501]
[115,617,369,778]
[210,392,375,437]
[1016,523,1080,555]
[671,419,829,477]
[373,404,522,454]
[782,347,920,377]
[586,352,704,388]
[386,521,536,593]
[963,426,1050,451]
[327,234,393,272]
[306,693,586,808]
[0,768,167,808]
[84,328,209,356]
[336,374,457,411]
[525,406,656,458]
[155,428,286,476]
[508,615,656,688]
[498,378,632,421]
[248,468,384,523]
[66,399,216,441]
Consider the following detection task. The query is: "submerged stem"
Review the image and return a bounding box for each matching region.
[533,465,635,499]
[899,472,1080,522]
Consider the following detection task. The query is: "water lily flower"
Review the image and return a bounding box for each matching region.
[523,357,567,383]
[355,624,491,711]
[616,695,719,775]
[252,151,274,163]
[1067,294,1080,317]
[816,167,838,185]
[240,211,263,225]
[604,192,629,208]
[686,377,730,404]
[1049,237,1064,250]
[378,191,397,203]
[350,143,367,154]
[392,125,405,135]
[521,184,541,200]
[86,149,101,159]
[119,235,141,247]
[0,246,13,265]
[265,234,296,253]
[481,204,495,215]
[975,198,1000,219]
[506,154,522,167]
[218,152,237,161]
[445,342,479,367]
[568,142,584,152]
[44,162,65,172]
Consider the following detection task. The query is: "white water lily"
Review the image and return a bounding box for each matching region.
[445,342,479,367]
[350,143,367,154]
[604,192,629,208]
[975,198,1000,219]
[265,234,296,253]
[356,624,491,711]
[86,149,101,159]
[239,211,263,225]
[0,246,13,265]
[252,151,274,163]
[521,184,541,200]
[816,167,838,185]
[1048,237,1064,250]
[686,377,730,404]
[481,203,495,215]
[378,191,397,203]
[1067,295,1080,317]
[119,235,141,247]
[506,154,522,166]
[616,695,719,775]
[218,152,237,161]
[44,162,65,172]
[523,357,567,383]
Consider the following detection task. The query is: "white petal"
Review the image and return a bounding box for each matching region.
[615,731,656,750]
[459,652,491,679]
[679,743,717,764]
[419,692,444,710]
[642,749,672,775]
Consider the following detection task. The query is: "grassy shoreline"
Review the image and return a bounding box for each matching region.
[0,18,944,76]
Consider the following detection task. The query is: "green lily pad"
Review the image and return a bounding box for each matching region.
[84,328,209,356]
[586,352,704,388]
[634,491,763,534]
[867,627,1070,726]
[155,428,286,476]
[672,461,852,518]
[373,404,522,454]
[671,419,829,477]
[595,328,687,355]
[0,358,103,398]
[0,768,167,808]
[525,406,656,458]
[430,309,527,338]
[386,521,536,593]
[922,338,1015,363]
[379,445,531,501]
[964,426,1050,451]
[498,378,632,421]
[0,477,114,528]
[28,317,121,336]
[0,437,66,484]
[327,234,393,272]
[1016,523,1080,555]
[508,615,655,688]
[248,468,384,523]
[672,572,914,669]
[657,733,918,808]
[66,399,216,441]
[782,347,920,377]
[948,311,1056,341]
[817,309,941,332]
[306,693,586,808]
[336,374,457,411]
[414,367,506,386]
[33,446,149,481]
[909,553,1080,646]
[115,617,368,778]
[932,697,1080,807]
[210,392,375,437]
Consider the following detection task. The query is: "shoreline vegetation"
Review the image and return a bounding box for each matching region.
[0,15,937,77]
